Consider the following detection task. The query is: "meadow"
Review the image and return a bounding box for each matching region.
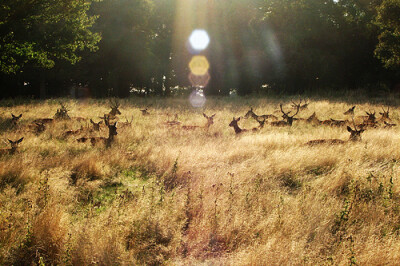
[0,95,400,265]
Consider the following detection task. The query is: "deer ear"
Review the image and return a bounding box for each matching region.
[211,114,216,118]
[17,137,24,143]
[18,114,22,118]
[203,113,207,118]
[347,126,352,132]
[12,114,15,118]
[237,117,241,121]
[8,139,12,144]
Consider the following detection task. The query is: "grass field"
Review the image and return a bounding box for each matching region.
[0,96,400,265]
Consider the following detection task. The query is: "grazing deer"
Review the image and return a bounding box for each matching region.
[229,117,248,134]
[140,108,150,116]
[306,125,364,146]
[344,106,356,116]
[10,114,22,127]
[291,99,309,111]
[271,104,300,127]
[251,117,266,132]
[0,138,23,155]
[90,119,102,131]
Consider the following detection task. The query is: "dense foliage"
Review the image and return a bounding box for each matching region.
[0,0,399,98]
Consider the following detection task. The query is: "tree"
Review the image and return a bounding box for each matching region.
[0,0,100,74]
[375,0,400,69]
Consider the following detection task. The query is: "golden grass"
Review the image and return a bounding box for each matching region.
[0,97,400,264]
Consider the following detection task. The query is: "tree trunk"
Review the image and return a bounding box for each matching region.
[40,70,46,99]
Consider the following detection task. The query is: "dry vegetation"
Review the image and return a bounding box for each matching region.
[1,96,400,265]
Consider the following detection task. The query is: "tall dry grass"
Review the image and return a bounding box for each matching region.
[0,96,399,264]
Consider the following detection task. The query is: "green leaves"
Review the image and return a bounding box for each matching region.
[0,0,101,74]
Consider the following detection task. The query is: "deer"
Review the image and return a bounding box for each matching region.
[379,107,391,123]
[229,117,248,134]
[0,138,24,155]
[64,126,85,137]
[26,122,46,135]
[104,99,121,120]
[182,113,216,130]
[54,102,70,120]
[359,111,377,128]
[90,119,102,131]
[251,117,267,132]
[33,118,53,124]
[140,108,150,116]
[291,99,309,111]
[163,113,181,127]
[306,124,364,146]
[344,106,356,116]
[329,118,348,127]
[244,108,278,121]
[77,117,117,148]
[305,112,322,125]
[384,121,396,128]
[271,104,300,127]
[10,114,22,127]
[118,116,133,128]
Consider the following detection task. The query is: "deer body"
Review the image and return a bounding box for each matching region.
[306,126,364,146]
[78,117,117,148]
[229,117,248,134]
[182,113,215,130]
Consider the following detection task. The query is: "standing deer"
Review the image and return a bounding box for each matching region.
[229,117,248,134]
[306,125,364,145]
[0,137,24,155]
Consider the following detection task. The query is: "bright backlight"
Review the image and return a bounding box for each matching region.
[189,29,210,51]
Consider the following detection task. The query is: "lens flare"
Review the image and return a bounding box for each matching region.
[189,56,209,76]
[189,29,210,51]
[189,89,206,108]
[188,72,210,88]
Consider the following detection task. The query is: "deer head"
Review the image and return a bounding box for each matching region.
[11,114,22,125]
[365,111,376,122]
[280,104,299,126]
[5,137,24,154]
[109,99,121,116]
[90,119,102,131]
[347,125,364,141]
[203,113,215,128]
[344,106,355,115]
[379,107,390,119]
[229,117,246,134]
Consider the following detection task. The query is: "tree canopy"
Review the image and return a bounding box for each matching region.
[0,0,399,98]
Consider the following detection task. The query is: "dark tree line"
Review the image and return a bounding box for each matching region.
[0,0,399,98]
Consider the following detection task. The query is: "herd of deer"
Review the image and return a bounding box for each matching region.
[0,99,397,155]
[231,100,396,145]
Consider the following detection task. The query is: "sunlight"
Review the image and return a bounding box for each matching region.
[189,29,210,51]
